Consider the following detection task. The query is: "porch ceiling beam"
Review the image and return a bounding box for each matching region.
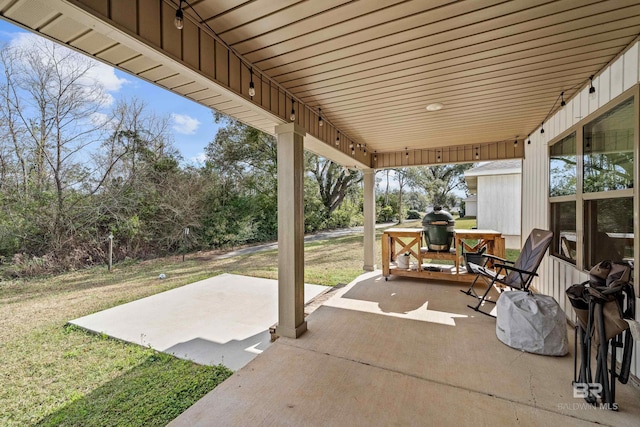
[374,140,525,170]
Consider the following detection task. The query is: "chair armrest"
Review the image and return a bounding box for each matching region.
[494,263,538,277]
[484,254,514,264]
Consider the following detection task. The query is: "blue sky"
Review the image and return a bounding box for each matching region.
[0,19,219,165]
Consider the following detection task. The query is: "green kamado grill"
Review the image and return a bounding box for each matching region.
[421,207,455,251]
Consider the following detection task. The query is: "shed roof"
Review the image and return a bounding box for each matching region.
[465,159,522,192]
[465,160,522,177]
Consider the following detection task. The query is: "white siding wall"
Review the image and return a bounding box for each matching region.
[465,200,477,217]
[477,174,521,248]
[522,40,640,377]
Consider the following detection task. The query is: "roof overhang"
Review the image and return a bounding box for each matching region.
[1,0,639,168]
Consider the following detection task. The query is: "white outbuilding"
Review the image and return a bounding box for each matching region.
[462,194,477,217]
[464,160,522,249]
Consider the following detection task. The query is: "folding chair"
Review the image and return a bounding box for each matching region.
[567,260,635,410]
[462,228,553,317]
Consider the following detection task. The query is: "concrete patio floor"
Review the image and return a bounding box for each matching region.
[69,273,328,371]
[170,272,640,426]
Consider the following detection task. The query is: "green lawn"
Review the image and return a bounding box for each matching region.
[0,230,388,426]
[1,218,519,426]
[0,255,236,427]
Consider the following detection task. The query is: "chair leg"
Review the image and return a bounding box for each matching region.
[619,330,633,384]
[573,325,578,384]
[595,304,613,408]
[467,278,498,317]
[610,337,618,408]
[578,326,589,382]
[460,274,481,297]
[577,311,597,405]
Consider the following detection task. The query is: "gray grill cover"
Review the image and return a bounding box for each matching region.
[496,291,568,356]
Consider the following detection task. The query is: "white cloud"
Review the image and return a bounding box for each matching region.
[84,62,128,92]
[172,113,201,135]
[9,32,44,51]
[90,112,110,126]
[189,153,208,165]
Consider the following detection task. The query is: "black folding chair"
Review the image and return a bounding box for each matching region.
[462,228,553,317]
[567,261,635,410]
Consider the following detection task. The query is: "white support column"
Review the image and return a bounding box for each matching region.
[363,168,377,271]
[275,123,307,338]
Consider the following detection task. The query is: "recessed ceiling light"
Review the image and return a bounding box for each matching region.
[426,103,443,111]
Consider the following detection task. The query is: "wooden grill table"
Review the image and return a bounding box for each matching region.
[382,228,505,283]
[454,229,506,270]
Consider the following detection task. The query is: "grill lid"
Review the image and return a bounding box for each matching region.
[422,206,454,226]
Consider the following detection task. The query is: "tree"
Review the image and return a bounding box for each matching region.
[583,151,633,193]
[0,37,113,255]
[0,38,191,263]
[203,113,279,244]
[405,164,473,209]
[404,190,429,211]
[204,114,364,239]
[94,98,193,257]
[549,154,577,197]
[306,154,362,216]
[393,168,408,223]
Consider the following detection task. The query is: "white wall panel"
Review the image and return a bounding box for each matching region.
[523,40,640,378]
[600,66,611,105]
[550,112,558,140]
[580,89,589,121]
[478,174,521,239]
[611,55,624,99]
[589,75,599,115]
[569,97,578,127]
[624,42,639,91]
[558,101,565,130]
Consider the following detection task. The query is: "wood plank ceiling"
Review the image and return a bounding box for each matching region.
[1,0,640,166]
[206,0,640,150]
[192,0,640,150]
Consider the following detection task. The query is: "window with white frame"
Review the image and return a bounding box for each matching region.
[550,200,577,263]
[583,98,634,193]
[549,96,635,269]
[550,132,577,197]
[549,133,577,263]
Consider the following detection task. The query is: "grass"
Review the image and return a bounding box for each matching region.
[1,217,518,426]
[0,230,384,426]
[35,349,231,427]
[0,261,235,427]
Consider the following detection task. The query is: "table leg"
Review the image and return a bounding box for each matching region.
[390,237,396,261]
[455,236,461,274]
[485,239,493,256]
[494,237,506,259]
[382,233,390,276]
[417,232,423,271]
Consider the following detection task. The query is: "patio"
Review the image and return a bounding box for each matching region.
[1,2,639,424]
[69,274,329,371]
[170,272,640,426]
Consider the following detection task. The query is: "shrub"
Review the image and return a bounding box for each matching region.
[406,210,421,220]
[1,240,109,278]
[377,205,394,223]
[325,200,364,230]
